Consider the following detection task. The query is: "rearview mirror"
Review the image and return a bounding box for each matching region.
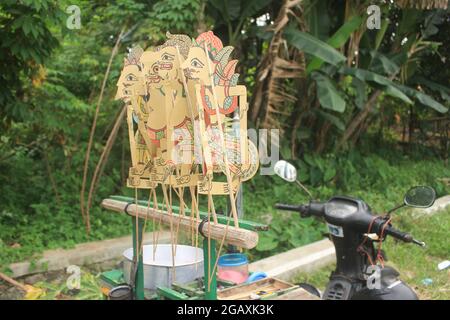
[274,160,297,182]
[404,186,436,208]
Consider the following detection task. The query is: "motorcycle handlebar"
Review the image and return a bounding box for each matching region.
[372,218,425,246]
[384,225,425,247]
[275,202,425,246]
[275,203,303,212]
[275,201,325,218]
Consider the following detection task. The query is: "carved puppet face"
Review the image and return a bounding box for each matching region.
[115,63,144,102]
[154,32,191,84]
[141,50,163,88]
[156,46,181,83]
[181,46,211,85]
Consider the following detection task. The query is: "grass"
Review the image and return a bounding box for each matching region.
[1,146,448,283]
[293,208,450,300]
[1,149,449,268]
[3,208,449,300]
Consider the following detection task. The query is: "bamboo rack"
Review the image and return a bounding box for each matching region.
[101,198,259,249]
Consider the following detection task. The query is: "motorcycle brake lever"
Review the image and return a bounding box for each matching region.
[412,239,426,247]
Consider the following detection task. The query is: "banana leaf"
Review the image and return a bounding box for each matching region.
[284,27,346,68]
[312,72,346,113]
[395,83,448,113]
[317,109,346,131]
[412,76,450,101]
[307,15,363,74]
[340,67,412,104]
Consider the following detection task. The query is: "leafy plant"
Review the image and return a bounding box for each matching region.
[0,0,64,127]
[29,270,104,300]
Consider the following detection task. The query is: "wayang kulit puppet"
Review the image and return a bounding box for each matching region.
[115,31,259,263]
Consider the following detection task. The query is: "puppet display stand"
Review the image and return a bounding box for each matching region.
[100,195,317,300]
[102,31,316,300]
[101,195,274,300]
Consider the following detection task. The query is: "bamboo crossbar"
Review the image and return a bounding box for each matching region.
[101,198,259,249]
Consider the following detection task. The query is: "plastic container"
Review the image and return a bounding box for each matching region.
[217,253,249,284]
[246,272,267,283]
[123,244,203,290]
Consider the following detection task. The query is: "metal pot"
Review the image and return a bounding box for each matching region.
[123,244,204,290]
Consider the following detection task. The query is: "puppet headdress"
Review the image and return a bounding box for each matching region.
[156,32,192,59]
[194,31,239,86]
[124,45,144,66]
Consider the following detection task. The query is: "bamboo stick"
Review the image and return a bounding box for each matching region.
[101,198,258,249]
[0,272,28,292]
[203,43,239,228]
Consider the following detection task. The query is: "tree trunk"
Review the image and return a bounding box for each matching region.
[336,90,382,151]
[408,105,414,145]
[86,105,127,219]
[315,122,332,153]
[43,150,61,205]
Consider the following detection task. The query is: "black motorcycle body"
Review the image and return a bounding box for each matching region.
[277,195,423,300]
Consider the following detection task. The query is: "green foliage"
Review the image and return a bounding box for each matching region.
[277,3,449,155]
[307,15,363,73]
[32,270,104,300]
[303,0,331,40]
[0,144,131,270]
[0,0,65,126]
[395,83,448,113]
[284,27,347,67]
[312,72,346,113]
[317,110,346,131]
[341,67,413,105]
[207,0,273,45]
[149,0,201,39]
[255,214,325,252]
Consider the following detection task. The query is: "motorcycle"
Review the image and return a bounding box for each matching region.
[273,160,436,300]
